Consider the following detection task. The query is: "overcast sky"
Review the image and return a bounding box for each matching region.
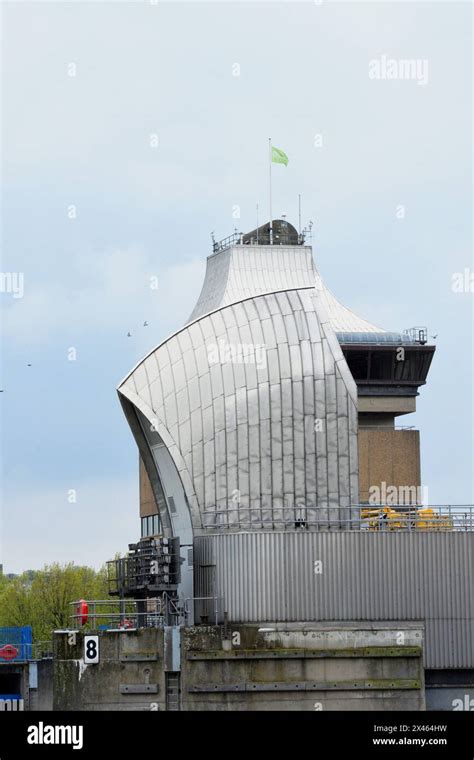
[1,1,472,574]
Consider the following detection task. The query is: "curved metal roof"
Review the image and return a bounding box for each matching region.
[118,287,359,531]
[188,242,385,334]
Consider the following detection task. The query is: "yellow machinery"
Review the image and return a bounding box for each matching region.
[361,506,453,531]
[415,508,453,531]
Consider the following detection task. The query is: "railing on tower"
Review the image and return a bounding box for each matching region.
[212,226,308,253]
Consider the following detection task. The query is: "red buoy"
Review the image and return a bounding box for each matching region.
[76,599,88,626]
[0,644,19,661]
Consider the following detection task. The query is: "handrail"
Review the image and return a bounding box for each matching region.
[212,230,307,254]
[69,598,167,629]
[69,595,221,629]
[201,504,474,531]
[184,597,219,626]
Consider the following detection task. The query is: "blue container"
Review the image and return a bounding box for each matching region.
[0,627,33,662]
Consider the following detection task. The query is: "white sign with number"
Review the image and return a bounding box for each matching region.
[84,635,99,664]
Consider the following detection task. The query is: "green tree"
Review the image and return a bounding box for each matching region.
[0,572,11,595]
[0,563,108,641]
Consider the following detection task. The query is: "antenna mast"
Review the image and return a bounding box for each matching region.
[268,138,273,244]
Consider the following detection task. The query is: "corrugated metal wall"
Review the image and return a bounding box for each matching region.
[194,532,474,669]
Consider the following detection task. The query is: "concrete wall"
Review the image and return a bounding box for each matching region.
[53,622,425,711]
[33,660,53,711]
[358,397,417,415]
[54,629,166,711]
[183,622,424,711]
[0,660,53,711]
[358,429,421,503]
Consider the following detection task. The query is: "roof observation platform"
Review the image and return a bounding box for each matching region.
[212,219,306,253]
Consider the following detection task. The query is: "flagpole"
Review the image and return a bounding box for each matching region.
[268,137,273,244]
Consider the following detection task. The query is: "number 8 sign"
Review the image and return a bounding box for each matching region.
[84,635,99,664]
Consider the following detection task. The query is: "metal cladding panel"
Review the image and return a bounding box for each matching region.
[119,286,359,532]
[188,244,384,332]
[193,532,474,669]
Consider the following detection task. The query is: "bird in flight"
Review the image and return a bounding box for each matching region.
[143,321,148,327]
[127,332,132,338]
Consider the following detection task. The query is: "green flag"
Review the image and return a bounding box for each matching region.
[271,146,289,166]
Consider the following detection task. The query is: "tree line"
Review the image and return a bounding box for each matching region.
[0,563,108,642]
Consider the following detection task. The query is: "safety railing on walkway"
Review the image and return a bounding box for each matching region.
[69,598,167,630]
[201,504,474,531]
[32,640,53,660]
[184,597,220,626]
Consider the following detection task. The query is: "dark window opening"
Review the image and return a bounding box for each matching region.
[393,350,433,382]
[370,351,393,380]
[0,672,22,697]
[394,355,413,380]
[343,351,369,380]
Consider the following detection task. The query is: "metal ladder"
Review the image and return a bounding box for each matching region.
[165,673,181,711]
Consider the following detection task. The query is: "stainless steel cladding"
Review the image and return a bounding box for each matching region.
[194,531,474,669]
[118,281,360,533]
